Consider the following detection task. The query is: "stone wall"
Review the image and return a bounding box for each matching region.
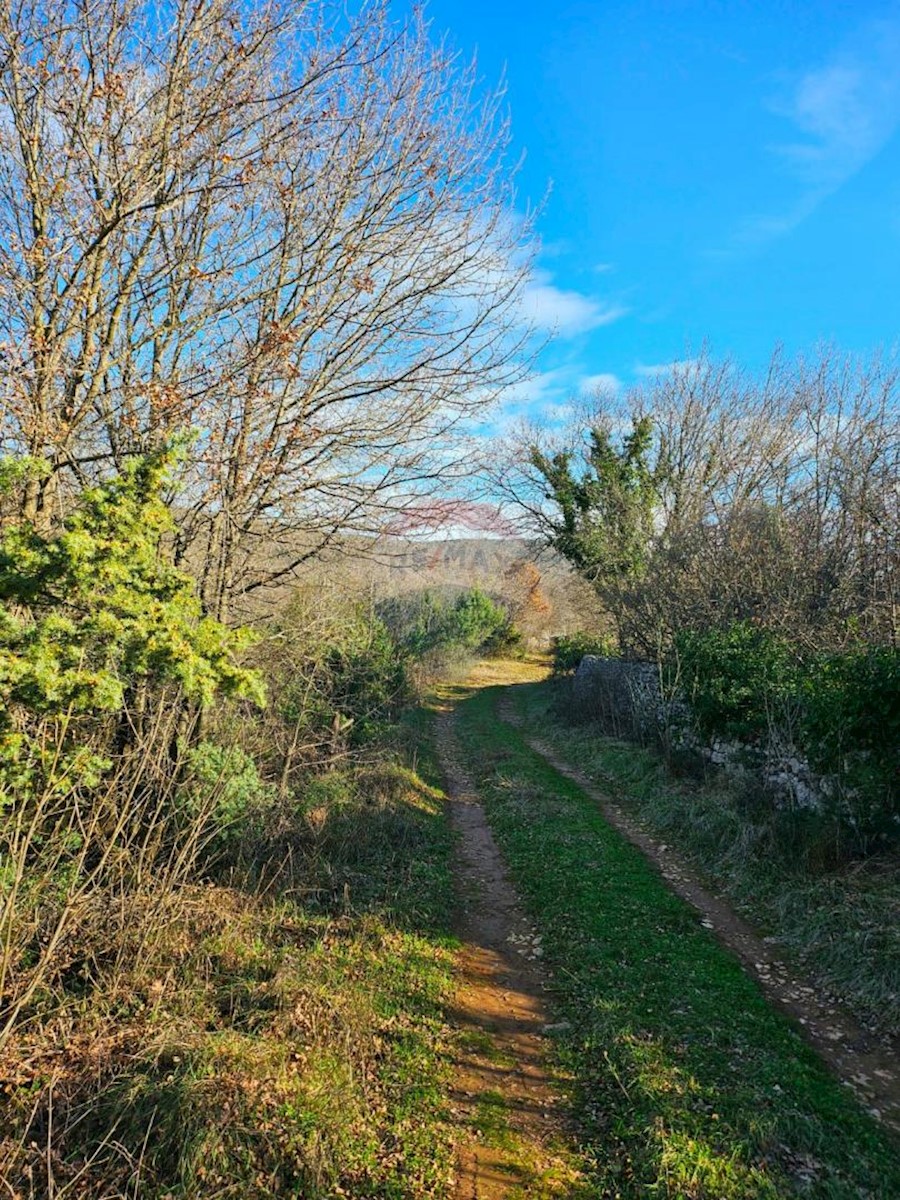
[572,655,828,811]
[572,656,683,742]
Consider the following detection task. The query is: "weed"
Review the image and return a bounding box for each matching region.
[0,748,457,1198]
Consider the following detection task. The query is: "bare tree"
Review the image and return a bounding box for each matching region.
[0,0,534,619]
[495,349,899,654]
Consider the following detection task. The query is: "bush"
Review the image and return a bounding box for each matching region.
[245,596,413,793]
[674,622,899,847]
[178,740,275,861]
[380,587,518,661]
[0,450,267,1060]
[451,588,519,652]
[0,446,264,806]
[674,622,801,740]
[551,631,617,674]
[801,646,899,841]
[324,616,411,744]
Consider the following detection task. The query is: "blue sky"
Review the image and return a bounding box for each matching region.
[404,0,900,424]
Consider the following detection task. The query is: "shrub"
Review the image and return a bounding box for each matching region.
[247,596,412,790]
[551,631,617,674]
[674,622,800,740]
[178,740,275,860]
[800,646,899,841]
[324,616,411,744]
[0,448,265,1052]
[674,622,899,848]
[450,588,519,652]
[380,587,517,660]
[0,446,264,803]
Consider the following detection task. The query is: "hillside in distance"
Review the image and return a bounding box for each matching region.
[302,534,601,642]
[226,500,601,638]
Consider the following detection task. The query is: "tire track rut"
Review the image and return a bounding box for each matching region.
[435,708,584,1199]
[498,696,900,1137]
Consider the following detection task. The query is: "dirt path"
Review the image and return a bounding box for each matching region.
[497,696,900,1137]
[434,708,585,1199]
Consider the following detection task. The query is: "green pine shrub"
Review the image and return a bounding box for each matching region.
[0,446,266,1052]
[0,445,263,804]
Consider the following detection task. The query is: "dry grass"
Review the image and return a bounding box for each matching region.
[0,754,456,1199]
[464,656,551,689]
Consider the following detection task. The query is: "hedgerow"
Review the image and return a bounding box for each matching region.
[676,622,899,845]
[551,630,617,674]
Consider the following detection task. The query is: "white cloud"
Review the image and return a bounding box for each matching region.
[720,20,900,255]
[519,269,627,337]
[579,372,621,395]
[634,358,700,378]
[771,47,900,189]
[540,401,575,424]
[496,367,572,410]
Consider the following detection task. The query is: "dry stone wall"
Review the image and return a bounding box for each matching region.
[573,655,828,811]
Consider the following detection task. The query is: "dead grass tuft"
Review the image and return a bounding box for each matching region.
[1,756,455,1198]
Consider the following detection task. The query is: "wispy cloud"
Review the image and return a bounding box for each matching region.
[579,372,622,394]
[496,367,572,409]
[771,42,900,189]
[634,358,699,378]
[519,269,628,337]
[540,401,575,424]
[722,19,900,254]
[489,364,590,433]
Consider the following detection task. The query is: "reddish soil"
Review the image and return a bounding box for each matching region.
[434,709,584,1199]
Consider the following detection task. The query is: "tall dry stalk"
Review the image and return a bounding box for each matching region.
[0,693,230,1056]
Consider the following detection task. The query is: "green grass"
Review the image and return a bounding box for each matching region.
[512,677,900,1040]
[1,738,459,1199]
[455,683,900,1200]
[472,1089,517,1148]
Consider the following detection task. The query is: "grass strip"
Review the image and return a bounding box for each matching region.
[513,677,900,1041]
[455,683,900,1200]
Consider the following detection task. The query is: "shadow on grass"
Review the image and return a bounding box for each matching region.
[1,712,463,1199]
[450,676,900,1200]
